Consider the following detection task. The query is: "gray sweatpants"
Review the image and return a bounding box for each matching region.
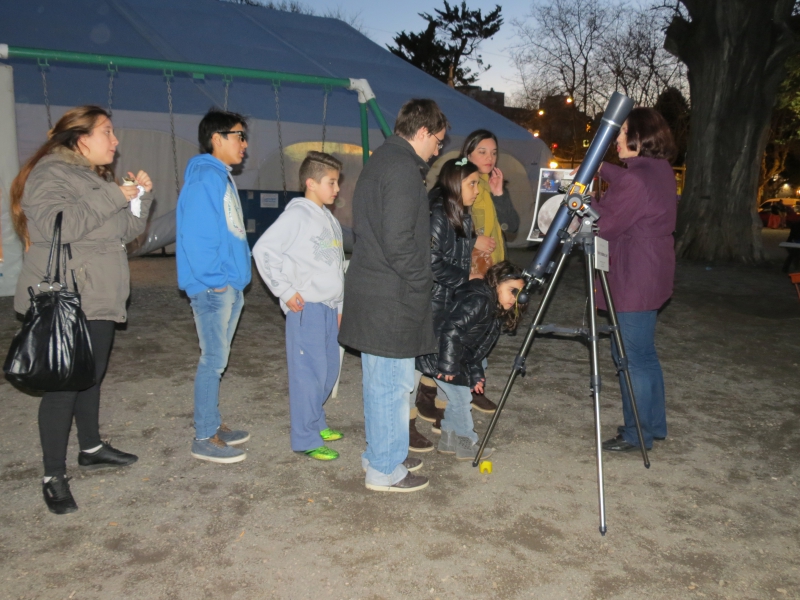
[285,303,340,451]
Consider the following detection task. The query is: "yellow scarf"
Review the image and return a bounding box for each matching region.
[471,174,504,264]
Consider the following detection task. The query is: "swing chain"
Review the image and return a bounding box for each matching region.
[165,70,180,198]
[321,85,331,153]
[273,81,287,197]
[38,59,52,130]
[107,64,118,117]
[223,75,233,112]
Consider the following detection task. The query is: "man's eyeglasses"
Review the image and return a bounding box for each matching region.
[218,130,248,143]
[431,131,444,151]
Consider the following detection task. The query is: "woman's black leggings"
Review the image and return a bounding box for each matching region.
[39,320,116,477]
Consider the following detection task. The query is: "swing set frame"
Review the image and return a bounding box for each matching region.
[0,44,394,170]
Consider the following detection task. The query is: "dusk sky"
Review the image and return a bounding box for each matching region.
[318,0,529,100]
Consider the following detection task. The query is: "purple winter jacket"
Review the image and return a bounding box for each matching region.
[594,156,677,313]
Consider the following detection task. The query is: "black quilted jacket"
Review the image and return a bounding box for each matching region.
[416,278,501,387]
[429,191,475,337]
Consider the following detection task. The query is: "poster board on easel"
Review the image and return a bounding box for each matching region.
[526,168,594,242]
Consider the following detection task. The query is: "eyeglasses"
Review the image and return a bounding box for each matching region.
[218,130,248,143]
[431,131,444,151]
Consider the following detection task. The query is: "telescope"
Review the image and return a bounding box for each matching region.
[473,92,650,535]
[517,92,634,304]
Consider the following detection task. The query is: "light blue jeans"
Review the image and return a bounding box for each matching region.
[434,379,477,443]
[189,286,244,439]
[361,353,414,486]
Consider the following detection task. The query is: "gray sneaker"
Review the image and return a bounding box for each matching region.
[191,434,246,463]
[216,423,250,446]
[438,429,457,454]
[365,472,429,493]
[455,435,493,462]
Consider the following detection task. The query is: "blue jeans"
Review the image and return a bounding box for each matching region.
[611,310,667,448]
[285,303,339,451]
[190,286,244,439]
[435,379,477,443]
[361,354,414,486]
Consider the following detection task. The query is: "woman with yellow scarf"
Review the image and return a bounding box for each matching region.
[461,130,520,273]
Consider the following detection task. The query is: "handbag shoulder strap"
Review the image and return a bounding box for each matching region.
[44,212,63,285]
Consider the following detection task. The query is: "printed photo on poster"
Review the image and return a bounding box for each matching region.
[527,168,594,242]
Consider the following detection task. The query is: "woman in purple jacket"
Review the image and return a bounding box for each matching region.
[594,107,677,452]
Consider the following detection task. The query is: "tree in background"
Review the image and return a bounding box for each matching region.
[512,0,617,115]
[665,0,799,262]
[759,53,800,203]
[389,1,503,87]
[512,0,685,116]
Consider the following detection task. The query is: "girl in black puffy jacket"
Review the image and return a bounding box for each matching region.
[416,261,527,460]
[411,158,482,450]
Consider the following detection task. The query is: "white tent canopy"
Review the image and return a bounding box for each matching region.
[0,0,549,295]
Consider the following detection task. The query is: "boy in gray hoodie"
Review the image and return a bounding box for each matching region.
[253,152,345,460]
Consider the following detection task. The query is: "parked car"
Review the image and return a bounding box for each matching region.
[758,199,800,227]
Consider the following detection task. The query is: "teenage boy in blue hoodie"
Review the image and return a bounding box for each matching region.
[177,109,252,464]
[252,151,345,461]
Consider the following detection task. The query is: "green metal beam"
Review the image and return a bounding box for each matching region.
[5,45,352,88]
[359,102,370,164]
[366,98,392,138]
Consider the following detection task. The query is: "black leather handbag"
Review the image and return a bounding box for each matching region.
[3,212,96,392]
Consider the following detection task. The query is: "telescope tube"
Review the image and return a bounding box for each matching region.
[523,92,634,285]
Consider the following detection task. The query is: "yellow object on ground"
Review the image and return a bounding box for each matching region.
[479,460,493,474]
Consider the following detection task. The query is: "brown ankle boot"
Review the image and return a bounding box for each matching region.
[471,391,498,414]
[416,382,445,423]
[409,418,434,453]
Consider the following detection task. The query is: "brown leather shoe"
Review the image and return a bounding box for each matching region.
[409,418,434,453]
[471,391,498,414]
[365,472,429,492]
[415,382,444,423]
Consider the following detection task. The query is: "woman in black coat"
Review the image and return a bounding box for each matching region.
[416,261,527,460]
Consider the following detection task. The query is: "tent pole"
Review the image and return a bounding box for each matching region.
[359,102,370,165]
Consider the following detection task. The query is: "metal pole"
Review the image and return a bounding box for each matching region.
[365,97,392,138]
[583,241,607,535]
[3,45,352,89]
[359,102,370,165]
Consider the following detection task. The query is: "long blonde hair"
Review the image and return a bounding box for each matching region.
[11,105,114,249]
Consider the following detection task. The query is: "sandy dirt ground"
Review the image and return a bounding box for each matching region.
[1,229,799,600]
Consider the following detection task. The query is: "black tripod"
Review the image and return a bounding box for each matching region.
[472,208,650,535]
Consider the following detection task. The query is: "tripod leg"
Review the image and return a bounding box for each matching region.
[598,270,650,469]
[584,251,607,534]
[472,251,571,467]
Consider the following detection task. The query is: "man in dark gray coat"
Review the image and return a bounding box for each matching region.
[339,99,448,493]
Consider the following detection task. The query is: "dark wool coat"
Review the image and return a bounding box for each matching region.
[594,157,677,312]
[416,278,501,388]
[14,147,153,323]
[338,136,437,358]
[428,191,475,337]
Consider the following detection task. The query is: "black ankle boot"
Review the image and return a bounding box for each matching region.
[43,475,78,515]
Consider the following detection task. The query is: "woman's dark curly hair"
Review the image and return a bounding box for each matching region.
[485,260,528,331]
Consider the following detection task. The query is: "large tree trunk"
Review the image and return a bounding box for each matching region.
[665,0,798,262]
